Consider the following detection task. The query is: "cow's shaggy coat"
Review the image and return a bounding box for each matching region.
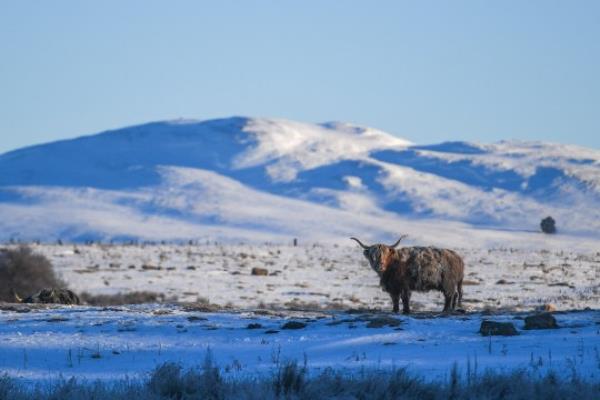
[351,237,464,314]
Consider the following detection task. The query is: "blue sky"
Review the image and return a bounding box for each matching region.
[1,1,599,153]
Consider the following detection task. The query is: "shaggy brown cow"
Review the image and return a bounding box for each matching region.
[351,236,464,314]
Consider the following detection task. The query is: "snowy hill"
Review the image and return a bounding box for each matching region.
[1,117,599,247]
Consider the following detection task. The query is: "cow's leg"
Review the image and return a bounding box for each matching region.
[450,291,457,310]
[457,279,463,308]
[443,292,452,313]
[401,290,411,314]
[391,293,400,313]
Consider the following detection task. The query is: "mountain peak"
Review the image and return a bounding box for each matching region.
[233,118,412,181]
[0,116,598,245]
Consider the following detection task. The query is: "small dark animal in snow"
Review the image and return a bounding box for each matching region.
[351,236,464,314]
[13,288,81,305]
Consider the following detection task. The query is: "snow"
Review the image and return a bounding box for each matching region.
[20,244,600,312]
[234,118,411,181]
[0,116,598,245]
[1,115,599,389]
[0,306,597,382]
[0,242,598,384]
[402,140,600,197]
[2,176,599,250]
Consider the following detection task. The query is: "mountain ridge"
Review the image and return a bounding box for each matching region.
[1,116,598,247]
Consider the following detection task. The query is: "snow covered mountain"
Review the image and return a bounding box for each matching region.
[1,117,599,247]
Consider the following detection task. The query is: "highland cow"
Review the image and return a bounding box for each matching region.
[351,236,464,314]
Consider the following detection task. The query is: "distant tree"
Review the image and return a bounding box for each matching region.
[540,216,556,234]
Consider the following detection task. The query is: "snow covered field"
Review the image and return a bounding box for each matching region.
[0,242,598,387]
[0,305,598,382]
[26,243,600,312]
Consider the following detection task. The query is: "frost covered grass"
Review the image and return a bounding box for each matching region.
[0,358,598,400]
[22,243,600,312]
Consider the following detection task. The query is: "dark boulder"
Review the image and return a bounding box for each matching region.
[187,316,208,322]
[479,320,518,336]
[524,313,558,330]
[282,321,307,330]
[366,316,402,328]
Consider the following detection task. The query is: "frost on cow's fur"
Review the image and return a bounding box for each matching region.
[353,238,465,314]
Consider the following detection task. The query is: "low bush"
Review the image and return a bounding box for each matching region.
[0,246,64,302]
[0,358,598,400]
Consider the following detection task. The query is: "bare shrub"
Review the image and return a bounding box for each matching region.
[147,363,185,399]
[274,361,306,397]
[148,351,224,400]
[0,246,64,302]
[0,362,598,399]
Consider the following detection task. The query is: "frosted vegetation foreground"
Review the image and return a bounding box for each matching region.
[30,243,600,312]
[0,357,598,400]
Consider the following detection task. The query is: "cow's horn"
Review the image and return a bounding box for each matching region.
[389,235,407,248]
[350,237,370,249]
[10,288,22,303]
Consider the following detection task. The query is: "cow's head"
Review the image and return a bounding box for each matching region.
[350,236,406,275]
